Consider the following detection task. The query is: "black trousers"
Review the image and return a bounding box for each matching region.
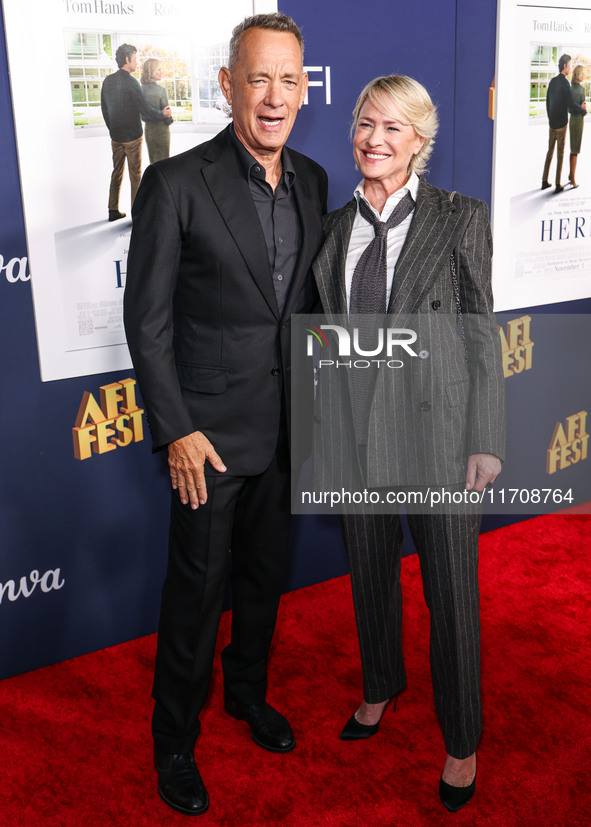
[151,431,291,755]
[341,508,482,760]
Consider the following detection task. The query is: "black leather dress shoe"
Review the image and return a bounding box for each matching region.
[108,209,126,221]
[224,694,295,753]
[340,696,396,741]
[154,750,209,816]
[439,773,476,812]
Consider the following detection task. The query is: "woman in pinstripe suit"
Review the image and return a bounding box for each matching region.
[312,76,505,812]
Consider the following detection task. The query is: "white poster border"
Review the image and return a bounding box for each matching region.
[492,0,591,310]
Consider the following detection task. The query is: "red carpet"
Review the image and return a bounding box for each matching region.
[1,514,589,826]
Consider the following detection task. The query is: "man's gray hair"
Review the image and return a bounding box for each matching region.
[228,12,304,72]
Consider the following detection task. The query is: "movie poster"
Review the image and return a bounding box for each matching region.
[3,0,275,381]
[492,0,591,310]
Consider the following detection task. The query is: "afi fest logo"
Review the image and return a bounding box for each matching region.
[72,377,144,460]
[547,411,589,474]
[306,324,420,369]
[498,315,533,378]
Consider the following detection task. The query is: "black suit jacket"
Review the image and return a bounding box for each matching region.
[124,125,328,475]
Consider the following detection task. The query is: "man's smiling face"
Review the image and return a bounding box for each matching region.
[219,27,308,161]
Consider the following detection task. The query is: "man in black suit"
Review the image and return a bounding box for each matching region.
[541,53,586,193]
[123,12,327,817]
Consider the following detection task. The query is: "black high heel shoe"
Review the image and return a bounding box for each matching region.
[339,696,397,740]
[439,769,476,812]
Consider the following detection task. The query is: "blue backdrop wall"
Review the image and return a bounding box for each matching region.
[1,0,589,679]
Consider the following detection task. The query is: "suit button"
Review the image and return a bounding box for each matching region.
[421,401,431,411]
[271,368,280,376]
[432,300,441,310]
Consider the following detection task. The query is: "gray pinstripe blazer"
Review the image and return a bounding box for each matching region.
[311,177,505,489]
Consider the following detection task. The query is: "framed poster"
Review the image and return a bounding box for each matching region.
[492,0,591,310]
[3,0,275,380]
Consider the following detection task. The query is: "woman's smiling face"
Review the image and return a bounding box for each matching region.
[353,96,425,191]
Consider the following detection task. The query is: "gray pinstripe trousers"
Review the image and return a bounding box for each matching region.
[341,508,482,759]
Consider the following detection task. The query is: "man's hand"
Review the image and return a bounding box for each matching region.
[582,101,587,111]
[162,106,172,118]
[465,453,501,492]
[168,431,226,509]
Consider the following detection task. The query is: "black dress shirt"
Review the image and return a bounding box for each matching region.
[230,126,301,315]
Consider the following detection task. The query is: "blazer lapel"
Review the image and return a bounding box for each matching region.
[201,129,280,320]
[388,178,462,314]
[312,199,356,315]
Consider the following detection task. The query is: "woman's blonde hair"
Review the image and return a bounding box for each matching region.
[572,64,585,85]
[141,58,161,84]
[352,75,439,176]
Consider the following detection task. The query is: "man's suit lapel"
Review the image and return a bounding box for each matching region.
[388,178,463,314]
[312,199,356,315]
[201,128,280,320]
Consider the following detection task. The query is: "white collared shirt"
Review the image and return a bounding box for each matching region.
[345,171,419,311]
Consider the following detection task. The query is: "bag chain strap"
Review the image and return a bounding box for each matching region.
[448,191,468,362]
